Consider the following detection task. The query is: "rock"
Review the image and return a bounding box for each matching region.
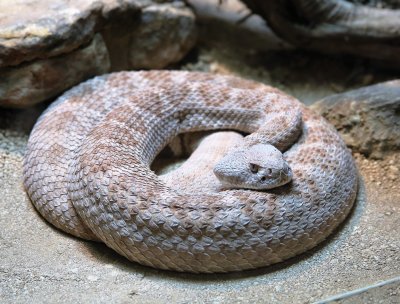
[0,0,114,68]
[312,80,400,158]
[0,0,197,107]
[103,2,197,70]
[241,0,400,67]
[0,34,110,108]
[186,0,289,51]
[387,165,399,181]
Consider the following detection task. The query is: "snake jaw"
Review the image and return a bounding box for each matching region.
[213,143,293,190]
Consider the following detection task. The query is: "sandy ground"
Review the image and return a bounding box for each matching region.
[0,48,399,303]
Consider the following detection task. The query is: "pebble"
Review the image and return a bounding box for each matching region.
[87,275,99,282]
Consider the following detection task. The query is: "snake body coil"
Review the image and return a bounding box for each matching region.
[23,71,357,273]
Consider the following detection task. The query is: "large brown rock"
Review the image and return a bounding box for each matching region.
[0,0,197,107]
[312,80,400,158]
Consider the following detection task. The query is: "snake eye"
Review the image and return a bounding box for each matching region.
[250,163,259,173]
[267,168,272,175]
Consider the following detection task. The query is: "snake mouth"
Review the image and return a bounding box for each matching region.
[254,167,292,190]
[260,168,293,190]
[280,166,293,183]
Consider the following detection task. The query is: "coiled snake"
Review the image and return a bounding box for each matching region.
[23,71,358,273]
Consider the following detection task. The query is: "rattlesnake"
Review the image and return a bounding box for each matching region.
[23,71,358,273]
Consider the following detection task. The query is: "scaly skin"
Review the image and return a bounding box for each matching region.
[23,71,358,273]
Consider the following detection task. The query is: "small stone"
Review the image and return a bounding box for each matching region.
[87,275,98,282]
[388,165,399,175]
[388,165,399,181]
[349,114,361,124]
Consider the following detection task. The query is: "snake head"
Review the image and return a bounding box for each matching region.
[213,143,292,190]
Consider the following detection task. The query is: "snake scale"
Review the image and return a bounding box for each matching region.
[23,71,358,273]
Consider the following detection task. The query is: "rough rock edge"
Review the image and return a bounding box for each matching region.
[0,34,110,108]
[0,0,144,68]
[103,2,197,70]
[0,0,197,108]
[312,80,400,159]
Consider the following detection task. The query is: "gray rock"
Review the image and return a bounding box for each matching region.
[0,0,151,68]
[103,2,197,70]
[187,0,290,51]
[312,80,400,158]
[0,0,197,107]
[0,34,110,108]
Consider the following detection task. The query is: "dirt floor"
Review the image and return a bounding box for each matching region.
[0,47,399,303]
